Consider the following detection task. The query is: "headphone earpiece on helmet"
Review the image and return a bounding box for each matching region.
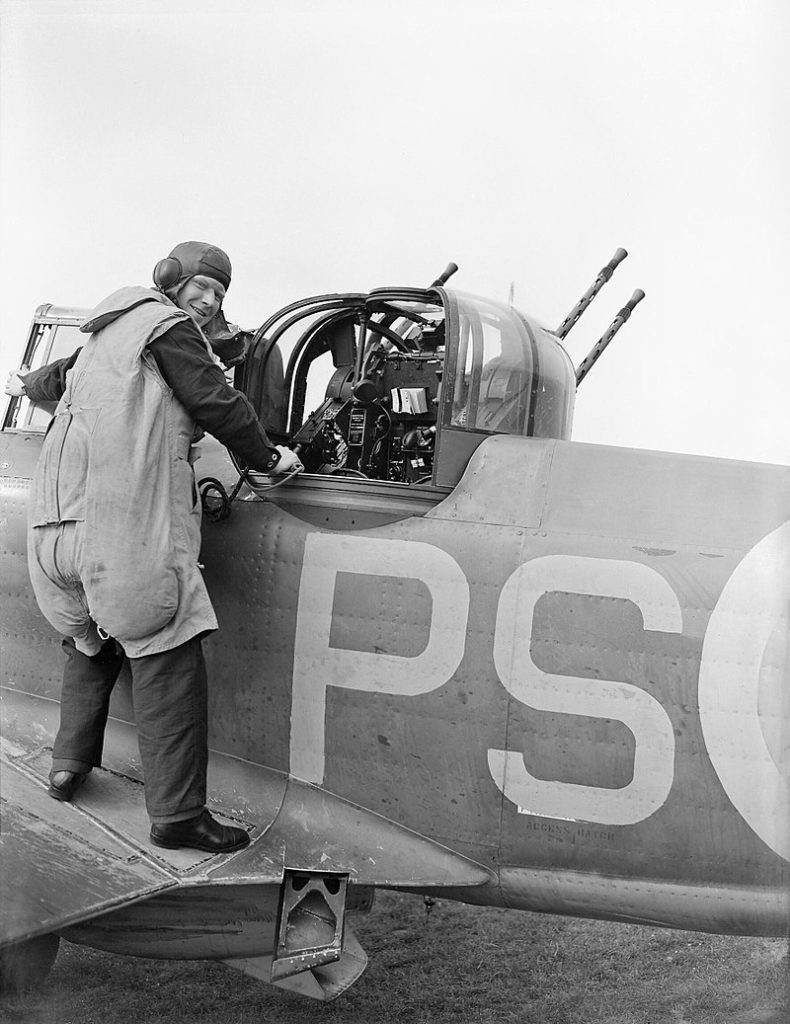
[152,256,183,292]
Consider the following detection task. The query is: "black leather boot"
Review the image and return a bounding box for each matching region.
[150,810,250,853]
[48,770,87,801]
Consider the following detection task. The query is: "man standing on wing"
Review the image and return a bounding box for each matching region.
[6,240,300,853]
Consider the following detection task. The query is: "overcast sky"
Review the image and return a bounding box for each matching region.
[1,0,788,464]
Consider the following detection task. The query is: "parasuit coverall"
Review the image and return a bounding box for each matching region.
[26,285,280,822]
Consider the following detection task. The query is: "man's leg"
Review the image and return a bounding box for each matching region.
[129,636,209,824]
[51,637,126,774]
[29,521,124,791]
[131,636,249,852]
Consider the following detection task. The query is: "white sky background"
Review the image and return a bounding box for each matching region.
[1,0,788,464]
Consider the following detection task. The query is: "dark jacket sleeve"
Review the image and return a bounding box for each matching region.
[149,321,281,472]
[20,349,82,402]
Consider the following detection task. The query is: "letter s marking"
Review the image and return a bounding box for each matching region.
[489,556,682,825]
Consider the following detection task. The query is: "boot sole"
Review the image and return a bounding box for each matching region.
[149,834,250,853]
[48,787,76,801]
[47,777,86,801]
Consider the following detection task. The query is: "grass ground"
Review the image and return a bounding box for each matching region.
[2,891,787,1024]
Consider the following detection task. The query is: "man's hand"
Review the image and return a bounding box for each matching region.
[271,445,304,475]
[4,368,28,397]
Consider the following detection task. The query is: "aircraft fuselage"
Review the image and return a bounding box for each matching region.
[2,427,788,938]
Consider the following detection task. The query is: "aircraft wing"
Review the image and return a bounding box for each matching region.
[1,685,493,994]
[0,747,179,948]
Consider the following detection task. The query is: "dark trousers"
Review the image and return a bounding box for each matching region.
[52,635,208,824]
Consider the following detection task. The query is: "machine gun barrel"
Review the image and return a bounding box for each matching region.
[555,248,628,340]
[574,289,645,386]
[430,262,459,288]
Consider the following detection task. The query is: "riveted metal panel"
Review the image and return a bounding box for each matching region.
[427,434,553,528]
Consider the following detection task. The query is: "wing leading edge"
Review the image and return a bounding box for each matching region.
[0,751,178,948]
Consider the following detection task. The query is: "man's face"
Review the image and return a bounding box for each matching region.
[176,275,227,328]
